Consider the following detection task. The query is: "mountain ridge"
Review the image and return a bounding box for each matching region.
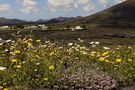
[54,0,135,28]
[1,0,135,28]
[0,16,81,26]
[0,17,26,26]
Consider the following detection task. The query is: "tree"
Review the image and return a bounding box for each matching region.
[15,24,24,29]
[81,25,87,30]
[66,25,71,30]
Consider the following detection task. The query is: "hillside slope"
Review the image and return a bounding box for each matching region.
[0,17,26,26]
[54,0,135,28]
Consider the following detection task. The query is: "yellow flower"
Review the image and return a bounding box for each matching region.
[116,58,122,63]
[28,42,32,47]
[14,65,21,69]
[0,86,3,89]
[109,61,113,64]
[3,88,8,90]
[102,52,109,56]
[34,50,37,53]
[43,77,48,81]
[50,52,55,56]
[28,38,32,42]
[21,40,27,44]
[90,53,95,57]
[99,57,105,62]
[105,60,109,63]
[128,59,133,62]
[36,39,41,43]
[10,59,17,63]
[14,50,21,54]
[49,65,55,70]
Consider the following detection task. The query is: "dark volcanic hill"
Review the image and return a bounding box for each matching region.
[37,17,78,24]
[0,17,76,26]
[0,17,26,26]
[55,0,135,28]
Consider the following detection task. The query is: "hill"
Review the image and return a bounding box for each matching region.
[0,17,76,26]
[37,17,80,24]
[1,0,135,28]
[53,0,135,28]
[0,17,26,26]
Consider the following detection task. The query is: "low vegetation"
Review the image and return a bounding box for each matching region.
[0,34,134,90]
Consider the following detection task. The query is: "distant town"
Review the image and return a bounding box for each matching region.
[0,24,85,31]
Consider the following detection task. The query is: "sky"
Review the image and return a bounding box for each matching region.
[0,0,126,21]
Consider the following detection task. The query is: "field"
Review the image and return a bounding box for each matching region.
[0,28,135,90]
[1,28,135,45]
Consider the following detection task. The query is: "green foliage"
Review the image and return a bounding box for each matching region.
[15,24,24,29]
[81,24,87,29]
[0,36,134,89]
[66,25,70,30]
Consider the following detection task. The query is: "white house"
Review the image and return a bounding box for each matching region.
[0,26,10,29]
[75,26,83,30]
[71,28,75,31]
[24,25,38,29]
[30,25,38,29]
[38,24,48,30]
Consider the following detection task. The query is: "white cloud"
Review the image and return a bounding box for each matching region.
[83,4,95,11]
[18,0,37,14]
[2,0,126,15]
[19,0,37,6]
[78,0,90,5]
[98,0,109,4]
[19,6,37,14]
[114,0,126,3]
[78,0,95,11]
[47,0,95,12]
[0,4,11,13]
[47,0,77,12]
[98,0,110,8]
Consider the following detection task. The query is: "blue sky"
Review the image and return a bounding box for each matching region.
[0,0,126,21]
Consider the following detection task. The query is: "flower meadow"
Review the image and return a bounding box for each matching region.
[0,35,135,90]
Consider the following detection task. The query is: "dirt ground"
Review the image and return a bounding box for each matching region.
[1,28,135,46]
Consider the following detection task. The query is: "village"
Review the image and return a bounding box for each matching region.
[0,24,85,31]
